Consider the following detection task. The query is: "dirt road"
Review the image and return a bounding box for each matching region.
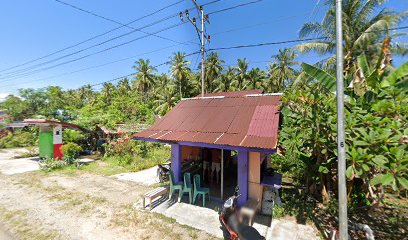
[0,224,14,240]
[0,171,217,240]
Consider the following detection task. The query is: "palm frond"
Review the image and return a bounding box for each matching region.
[295,41,333,54]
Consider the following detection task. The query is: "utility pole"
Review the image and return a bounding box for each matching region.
[180,1,210,97]
[335,0,348,239]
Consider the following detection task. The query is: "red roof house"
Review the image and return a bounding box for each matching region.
[134,91,282,206]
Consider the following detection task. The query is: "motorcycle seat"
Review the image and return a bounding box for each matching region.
[227,214,264,240]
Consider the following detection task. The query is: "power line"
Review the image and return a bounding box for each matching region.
[0,21,187,83]
[0,0,185,75]
[207,0,263,15]
[209,26,408,51]
[209,37,327,51]
[54,0,195,46]
[0,0,250,82]
[4,4,404,88]
[0,14,182,79]
[0,41,192,88]
[3,26,406,88]
[0,0,225,80]
[90,51,200,87]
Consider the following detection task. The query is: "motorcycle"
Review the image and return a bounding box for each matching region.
[219,186,265,240]
[157,162,171,182]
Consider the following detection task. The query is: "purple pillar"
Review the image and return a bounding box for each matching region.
[171,144,182,183]
[237,150,248,207]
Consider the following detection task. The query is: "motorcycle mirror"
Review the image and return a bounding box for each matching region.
[235,186,240,193]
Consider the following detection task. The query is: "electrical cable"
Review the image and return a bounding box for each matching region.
[90,51,200,87]
[0,0,224,79]
[0,21,187,82]
[0,14,183,79]
[207,0,263,15]
[0,0,185,74]
[55,0,195,46]
[209,26,408,51]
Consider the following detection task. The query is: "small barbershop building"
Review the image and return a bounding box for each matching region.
[133,90,282,207]
[22,119,88,159]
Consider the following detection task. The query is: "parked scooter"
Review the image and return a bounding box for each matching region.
[157,162,171,182]
[219,186,265,240]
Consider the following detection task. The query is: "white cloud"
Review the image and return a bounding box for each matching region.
[0,93,12,102]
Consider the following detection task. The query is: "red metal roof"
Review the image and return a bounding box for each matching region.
[133,92,281,150]
[23,119,89,132]
[196,89,263,98]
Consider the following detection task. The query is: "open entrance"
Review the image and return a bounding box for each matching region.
[180,146,237,200]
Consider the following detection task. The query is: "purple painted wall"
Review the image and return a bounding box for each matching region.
[237,150,249,207]
[171,144,182,183]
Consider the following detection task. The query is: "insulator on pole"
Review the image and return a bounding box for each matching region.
[185,10,189,18]
[179,12,183,21]
[192,17,196,25]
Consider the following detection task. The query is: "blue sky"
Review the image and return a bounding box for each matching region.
[0,0,406,96]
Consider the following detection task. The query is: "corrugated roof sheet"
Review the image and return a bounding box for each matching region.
[133,91,281,150]
[196,89,263,98]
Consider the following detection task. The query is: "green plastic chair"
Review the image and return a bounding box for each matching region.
[193,174,210,207]
[181,172,193,204]
[168,170,183,202]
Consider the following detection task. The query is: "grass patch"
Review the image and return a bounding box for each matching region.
[111,204,219,240]
[0,207,59,240]
[46,145,170,176]
[45,186,108,214]
[16,174,108,215]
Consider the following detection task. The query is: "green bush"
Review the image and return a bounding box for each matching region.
[61,142,83,159]
[62,129,87,147]
[0,128,38,148]
[102,143,170,172]
[104,138,152,158]
[39,158,67,172]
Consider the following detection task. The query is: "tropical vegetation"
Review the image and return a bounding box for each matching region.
[0,0,407,236]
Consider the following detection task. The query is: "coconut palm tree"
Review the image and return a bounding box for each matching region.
[77,84,94,105]
[267,48,299,91]
[246,68,265,90]
[232,58,249,90]
[214,67,235,92]
[296,0,407,74]
[155,74,171,90]
[204,52,224,93]
[116,78,131,96]
[170,52,191,99]
[154,85,178,115]
[101,82,115,104]
[132,59,156,96]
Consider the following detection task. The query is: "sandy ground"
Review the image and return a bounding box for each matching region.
[113,166,159,186]
[0,148,217,240]
[0,148,317,240]
[0,172,218,240]
[0,224,14,240]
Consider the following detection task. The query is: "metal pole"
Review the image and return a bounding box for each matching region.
[335,0,348,239]
[200,7,205,97]
[221,149,224,200]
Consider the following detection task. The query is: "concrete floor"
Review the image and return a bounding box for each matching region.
[0,148,40,175]
[153,198,225,238]
[147,195,318,240]
[113,166,159,186]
